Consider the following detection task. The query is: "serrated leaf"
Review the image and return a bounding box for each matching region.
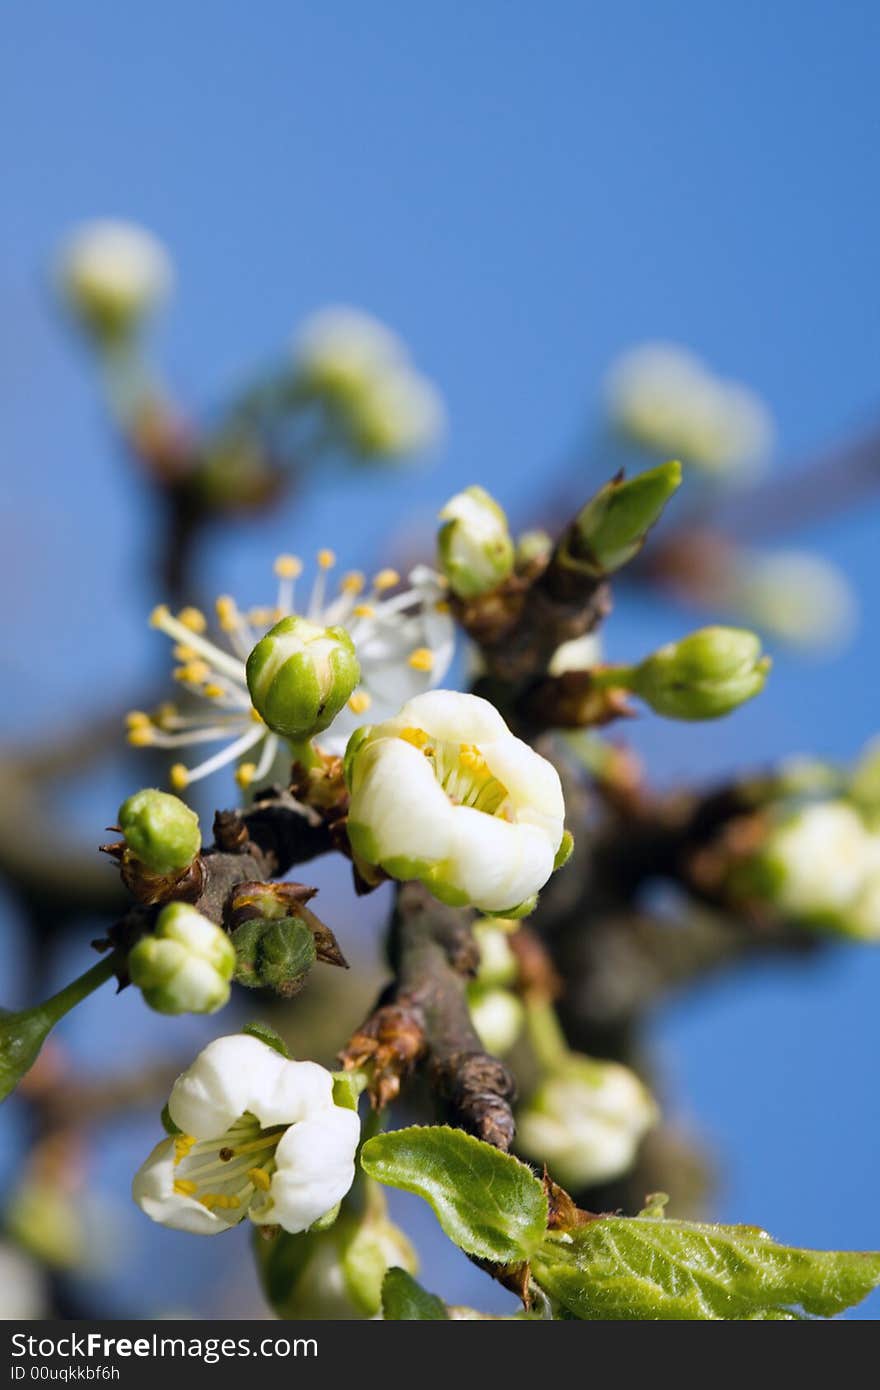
[532,1214,880,1320]
[361,1125,548,1264]
[381,1268,449,1320]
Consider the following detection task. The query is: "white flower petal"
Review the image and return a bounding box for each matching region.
[132,1139,233,1235]
[168,1035,333,1138]
[444,808,554,912]
[392,691,508,744]
[480,736,565,847]
[254,1108,360,1234]
[348,738,454,864]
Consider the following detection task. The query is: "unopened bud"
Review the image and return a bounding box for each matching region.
[231,917,317,997]
[128,903,234,1016]
[246,616,360,741]
[562,461,682,577]
[627,626,770,720]
[118,788,201,877]
[437,486,515,599]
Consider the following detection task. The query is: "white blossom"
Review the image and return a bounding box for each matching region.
[133,1035,359,1237]
[517,1058,657,1188]
[606,342,774,479]
[345,690,567,914]
[57,220,172,337]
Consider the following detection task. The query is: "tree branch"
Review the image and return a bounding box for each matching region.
[342,882,518,1150]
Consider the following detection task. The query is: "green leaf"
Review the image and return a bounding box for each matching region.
[381,1268,450,1320]
[331,1068,365,1112]
[532,1214,880,1320]
[361,1125,548,1264]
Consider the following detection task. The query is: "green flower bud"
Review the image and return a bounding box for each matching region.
[128,903,235,1016]
[255,1180,416,1319]
[563,461,682,578]
[118,788,201,877]
[231,916,317,997]
[628,626,770,720]
[467,985,525,1056]
[246,616,360,741]
[437,486,515,599]
[473,922,518,987]
[515,529,553,570]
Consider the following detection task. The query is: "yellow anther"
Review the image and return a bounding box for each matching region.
[154,701,178,727]
[125,710,150,728]
[373,568,400,591]
[177,607,207,634]
[348,691,372,714]
[459,743,487,772]
[215,595,239,630]
[399,726,430,749]
[249,707,264,724]
[173,643,198,662]
[198,1193,222,1211]
[435,599,451,614]
[317,548,336,570]
[408,647,435,673]
[173,1179,198,1196]
[274,554,303,579]
[353,603,376,619]
[174,661,211,685]
[248,1167,272,1191]
[170,764,189,791]
[248,607,274,627]
[236,762,257,788]
[149,604,171,628]
[203,683,225,699]
[173,1135,196,1164]
[341,570,366,595]
[127,726,155,747]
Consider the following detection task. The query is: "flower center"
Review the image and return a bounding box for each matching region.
[171,1111,284,1216]
[398,727,512,818]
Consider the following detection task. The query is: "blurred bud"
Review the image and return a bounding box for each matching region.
[606,342,774,480]
[437,485,515,599]
[727,550,857,653]
[0,1243,47,1319]
[473,921,519,987]
[562,462,682,577]
[742,801,880,934]
[348,367,445,458]
[6,1179,86,1270]
[56,220,172,342]
[231,917,317,997]
[515,529,553,570]
[467,985,525,1056]
[246,615,360,741]
[118,788,201,877]
[517,1055,658,1189]
[295,307,405,402]
[128,903,234,1016]
[627,626,770,720]
[293,306,445,460]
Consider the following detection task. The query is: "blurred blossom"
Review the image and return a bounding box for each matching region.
[747,800,880,940]
[0,1242,47,1319]
[517,1057,658,1189]
[726,550,858,653]
[293,305,445,460]
[606,342,774,480]
[56,220,173,341]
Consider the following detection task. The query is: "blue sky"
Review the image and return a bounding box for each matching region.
[1,1,879,1317]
